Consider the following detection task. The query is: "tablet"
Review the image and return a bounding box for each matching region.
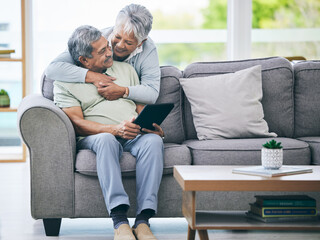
[133,103,174,130]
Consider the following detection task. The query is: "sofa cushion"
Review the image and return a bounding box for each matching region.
[75,143,191,177]
[297,137,320,165]
[183,57,294,140]
[183,137,310,165]
[156,66,185,143]
[180,65,276,140]
[294,61,320,138]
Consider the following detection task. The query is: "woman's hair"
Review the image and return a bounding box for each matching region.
[114,4,153,43]
[68,25,102,65]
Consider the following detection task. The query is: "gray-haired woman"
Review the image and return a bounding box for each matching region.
[46,4,160,105]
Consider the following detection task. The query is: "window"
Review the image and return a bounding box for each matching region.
[150,0,228,69]
[32,0,228,90]
[0,0,22,149]
[27,0,320,92]
[251,0,320,59]
[2,0,320,151]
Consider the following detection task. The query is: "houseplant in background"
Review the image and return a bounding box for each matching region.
[0,89,10,107]
[261,139,283,169]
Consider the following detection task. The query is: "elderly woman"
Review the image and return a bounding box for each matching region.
[45,4,160,105]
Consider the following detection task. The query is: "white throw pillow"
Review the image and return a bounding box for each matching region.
[180,65,277,140]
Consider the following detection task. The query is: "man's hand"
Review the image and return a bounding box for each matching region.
[141,123,164,138]
[98,82,126,101]
[86,71,116,88]
[115,118,141,139]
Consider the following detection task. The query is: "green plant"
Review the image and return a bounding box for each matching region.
[263,139,283,149]
[0,89,9,96]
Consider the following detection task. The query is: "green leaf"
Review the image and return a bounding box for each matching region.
[0,89,8,95]
[262,139,282,149]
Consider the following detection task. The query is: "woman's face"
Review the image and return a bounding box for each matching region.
[111,29,142,61]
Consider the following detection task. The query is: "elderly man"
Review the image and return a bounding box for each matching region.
[54,25,163,240]
[47,4,160,105]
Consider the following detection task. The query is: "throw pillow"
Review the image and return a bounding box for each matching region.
[180,65,277,140]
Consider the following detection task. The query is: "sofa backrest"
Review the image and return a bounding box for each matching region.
[294,61,320,137]
[41,74,54,101]
[155,66,185,143]
[182,57,294,140]
[40,66,186,144]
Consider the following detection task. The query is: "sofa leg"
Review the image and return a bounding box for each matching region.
[43,218,62,236]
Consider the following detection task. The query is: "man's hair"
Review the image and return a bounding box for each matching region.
[68,25,102,66]
[114,4,153,43]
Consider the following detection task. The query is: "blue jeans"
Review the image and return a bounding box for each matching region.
[76,133,164,215]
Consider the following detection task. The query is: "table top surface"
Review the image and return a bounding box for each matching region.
[173,165,320,192]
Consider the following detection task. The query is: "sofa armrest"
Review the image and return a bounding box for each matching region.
[17,94,76,219]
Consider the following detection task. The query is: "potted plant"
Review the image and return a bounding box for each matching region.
[0,89,10,107]
[261,139,283,169]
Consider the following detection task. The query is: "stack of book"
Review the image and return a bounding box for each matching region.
[0,48,15,58]
[246,195,318,222]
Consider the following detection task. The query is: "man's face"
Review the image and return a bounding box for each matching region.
[111,29,142,61]
[84,36,113,73]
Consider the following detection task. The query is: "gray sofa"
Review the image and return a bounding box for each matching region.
[17,56,320,236]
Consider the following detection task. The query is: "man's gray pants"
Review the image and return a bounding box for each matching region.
[77,133,164,215]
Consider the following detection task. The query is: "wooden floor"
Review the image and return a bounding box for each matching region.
[1,161,320,240]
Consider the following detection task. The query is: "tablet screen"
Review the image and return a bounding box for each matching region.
[133,103,174,130]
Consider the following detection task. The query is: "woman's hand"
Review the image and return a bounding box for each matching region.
[98,82,125,101]
[86,71,116,88]
[141,123,164,139]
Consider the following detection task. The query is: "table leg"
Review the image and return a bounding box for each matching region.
[198,230,209,240]
[187,225,196,240]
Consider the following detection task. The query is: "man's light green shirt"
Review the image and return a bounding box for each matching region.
[53,61,139,128]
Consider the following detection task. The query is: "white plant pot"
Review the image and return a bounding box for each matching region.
[261,148,283,170]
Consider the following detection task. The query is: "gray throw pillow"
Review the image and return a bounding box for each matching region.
[180,65,277,140]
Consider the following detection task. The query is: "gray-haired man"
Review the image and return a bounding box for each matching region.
[53,25,163,240]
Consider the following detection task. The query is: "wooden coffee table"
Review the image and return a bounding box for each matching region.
[174,165,320,240]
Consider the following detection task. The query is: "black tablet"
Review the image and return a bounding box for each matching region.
[133,103,174,130]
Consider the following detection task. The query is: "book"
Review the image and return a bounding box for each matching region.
[249,203,317,217]
[254,195,316,207]
[246,211,318,223]
[232,165,313,177]
[0,48,15,58]
[0,48,15,54]
[0,53,11,58]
